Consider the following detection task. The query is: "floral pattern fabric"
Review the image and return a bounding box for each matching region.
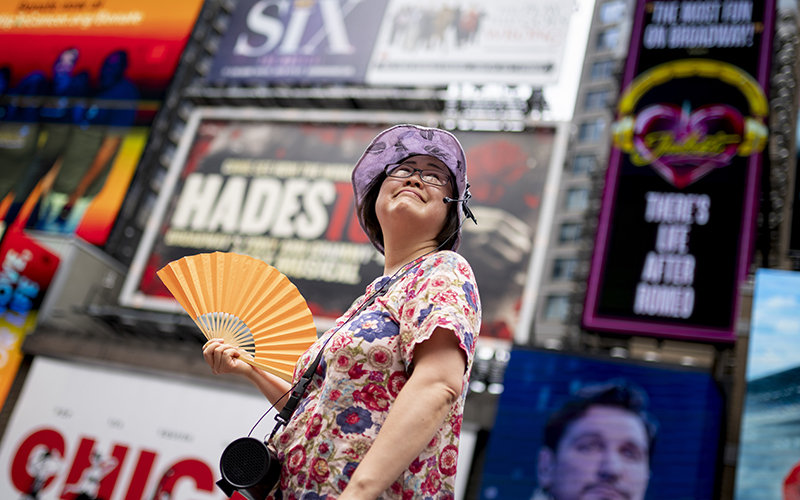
[269,250,481,500]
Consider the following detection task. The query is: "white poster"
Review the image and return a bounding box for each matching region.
[365,0,575,86]
[0,357,276,500]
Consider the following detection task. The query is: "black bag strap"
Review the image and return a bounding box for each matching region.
[269,254,429,440]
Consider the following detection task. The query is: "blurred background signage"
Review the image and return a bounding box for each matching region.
[0,357,275,500]
[0,0,204,246]
[208,0,575,86]
[735,269,800,500]
[119,108,555,341]
[583,0,775,342]
[479,348,723,500]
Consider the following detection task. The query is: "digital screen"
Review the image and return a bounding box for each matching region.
[735,269,800,500]
[583,0,775,341]
[480,349,723,500]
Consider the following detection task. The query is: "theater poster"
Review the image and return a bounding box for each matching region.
[735,269,800,500]
[480,349,723,500]
[0,0,203,246]
[365,0,574,86]
[0,356,277,500]
[208,0,390,84]
[119,108,556,340]
[0,229,59,409]
[583,0,775,342]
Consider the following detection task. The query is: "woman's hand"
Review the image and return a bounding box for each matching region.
[202,339,293,409]
[203,339,253,377]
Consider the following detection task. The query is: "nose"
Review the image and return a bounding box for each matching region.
[404,173,423,187]
[598,451,623,482]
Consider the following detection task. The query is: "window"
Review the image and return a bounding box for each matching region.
[552,258,578,281]
[559,223,583,245]
[590,60,616,81]
[585,90,612,111]
[597,27,621,50]
[572,154,596,176]
[579,118,605,143]
[565,188,589,211]
[599,0,627,24]
[544,295,570,322]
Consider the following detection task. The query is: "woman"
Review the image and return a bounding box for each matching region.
[204,124,482,500]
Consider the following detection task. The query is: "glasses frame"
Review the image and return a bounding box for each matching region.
[384,163,452,187]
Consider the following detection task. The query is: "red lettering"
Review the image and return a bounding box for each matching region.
[123,450,157,500]
[154,459,214,496]
[61,438,127,500]
[347,206,370,244]
[326,183,352,242]
[10,428,66,495]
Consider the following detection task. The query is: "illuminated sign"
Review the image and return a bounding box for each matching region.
[583,0,775,342]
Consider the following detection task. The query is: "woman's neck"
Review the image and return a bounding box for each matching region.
[382,242,439,276]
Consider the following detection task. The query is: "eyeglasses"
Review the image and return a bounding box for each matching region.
[384,163,451,187]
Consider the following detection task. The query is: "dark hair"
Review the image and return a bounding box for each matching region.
[357,166,460,252]
[543,380,659,459]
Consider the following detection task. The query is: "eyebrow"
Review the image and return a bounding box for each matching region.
[402,160,449,174]
[569,431,646,447]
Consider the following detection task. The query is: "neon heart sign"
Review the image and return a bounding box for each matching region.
[613,59,768,189]
[630,102,744,188]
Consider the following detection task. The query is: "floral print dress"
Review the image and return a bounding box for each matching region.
[268,250,481,500]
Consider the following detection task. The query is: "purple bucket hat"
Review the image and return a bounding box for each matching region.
[352,124,470,253]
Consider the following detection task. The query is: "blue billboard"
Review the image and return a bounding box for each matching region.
[208,0,390,83]
[480,349,723,500]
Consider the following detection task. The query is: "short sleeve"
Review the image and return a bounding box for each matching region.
[395,251,481,371]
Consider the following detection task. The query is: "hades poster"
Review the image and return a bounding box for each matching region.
[0,0,203,245]
[480,349,723,500]
[583,0,775,341]
[120,109,555,340]
[735,269,800,500]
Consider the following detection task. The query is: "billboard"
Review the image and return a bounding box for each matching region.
[208,0,390,84]
[479,349,723,500]
[0,230,59,409]
[119,108,556,341]
[207,0,574,86]
[583,0,775,342]
[365,0,574,86]
[0,0,203,245]
[734,269,800,500]
[0,357,276,500]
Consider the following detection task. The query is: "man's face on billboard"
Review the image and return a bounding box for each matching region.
[538,405,650,500]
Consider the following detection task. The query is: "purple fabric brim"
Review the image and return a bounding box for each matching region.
[351,124,468,253]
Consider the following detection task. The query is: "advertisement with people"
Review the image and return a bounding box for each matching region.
[479,349,723,500]
[0,357,279,500]
[366,0,574,86]
[0,0,204,246]
[119,108,555,341]
[735,269,800,500]
[583,0,775,342]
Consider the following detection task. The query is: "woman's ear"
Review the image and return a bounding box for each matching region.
[537,446,556,490]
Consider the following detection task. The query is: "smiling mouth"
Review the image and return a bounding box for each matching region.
[397,190,423,201]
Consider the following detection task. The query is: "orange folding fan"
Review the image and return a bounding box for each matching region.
[157,252,317,382]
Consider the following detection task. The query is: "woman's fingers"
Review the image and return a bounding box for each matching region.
[203,340,243,375]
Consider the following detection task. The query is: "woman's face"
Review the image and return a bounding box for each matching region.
[375,155,453,243]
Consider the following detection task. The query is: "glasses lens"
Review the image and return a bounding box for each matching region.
[421,171,448,186]
[385,164,450,186]
[387,164,414,178]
